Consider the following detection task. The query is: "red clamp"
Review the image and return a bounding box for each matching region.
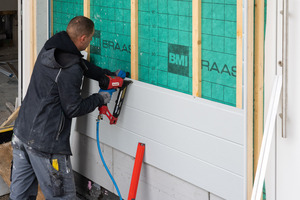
[98,105,118,125]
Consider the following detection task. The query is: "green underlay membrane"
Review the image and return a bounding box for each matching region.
[52,0,238,107]
[201,0,237,106]
[90,0,131,73]
[53,0,84,33]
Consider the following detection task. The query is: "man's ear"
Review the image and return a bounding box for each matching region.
[79,35,87,43]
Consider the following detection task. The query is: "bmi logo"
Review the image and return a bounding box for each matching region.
[90,30,101,55]
[168,44,189,76]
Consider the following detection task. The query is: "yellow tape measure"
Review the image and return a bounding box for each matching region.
[52,159,59,171]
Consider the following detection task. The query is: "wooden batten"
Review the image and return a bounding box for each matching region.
[30,0,37,75]
[84,0,91,61]
[254,0,265,179]
[236,0,243,108]
[131,0,138,80]
[192,0,201,97]
[247,0,254,199]
[50,0,53,36]
[0,107,20,127]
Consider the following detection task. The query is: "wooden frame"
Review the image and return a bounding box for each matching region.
[131,0,138,80]
[84,0,91,61]
[247,0,254,199]
[236,0,243,108]
[30,0,37,74]
[192,0,201,97]
[84,0,90,18]
[254,0,265,179]
[50,0,53,36]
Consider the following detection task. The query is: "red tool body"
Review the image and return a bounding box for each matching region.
[105,75,124,90]
[99,79,132,124]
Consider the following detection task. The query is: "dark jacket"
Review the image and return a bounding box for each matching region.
[14,31,114,155]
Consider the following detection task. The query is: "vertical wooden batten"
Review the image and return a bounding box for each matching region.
[236,0,243,108]
[192,0,201,97]
[131,0,138,80]
[30,0,37,74]
[247,0,254,199]
[50,0,53,36]
[84,0,91,61]
[254,0,265,178]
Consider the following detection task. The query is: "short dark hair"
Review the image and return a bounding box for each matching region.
[66,16,94,40]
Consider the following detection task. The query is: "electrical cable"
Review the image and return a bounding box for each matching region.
[96,120,123,200]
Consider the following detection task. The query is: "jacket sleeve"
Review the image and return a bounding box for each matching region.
[82,59,115,80]
[56,64,104,118]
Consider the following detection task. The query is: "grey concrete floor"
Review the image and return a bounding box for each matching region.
[0,64,18,125]
[0,45,17,200]
[0,44,18,125]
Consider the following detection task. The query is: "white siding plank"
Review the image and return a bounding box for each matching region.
[82,79,244,145]
[77,79,246,199]
[78,109,244,176]
[76,114,244,199]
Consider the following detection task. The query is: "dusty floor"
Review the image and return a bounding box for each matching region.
[0,45,18,199]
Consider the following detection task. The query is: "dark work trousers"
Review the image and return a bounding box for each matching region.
[9,135,76,200]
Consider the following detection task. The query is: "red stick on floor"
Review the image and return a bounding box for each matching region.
[128,143,145,200]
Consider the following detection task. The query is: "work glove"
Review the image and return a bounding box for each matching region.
[99,89,116,104]
[115,69,126,79]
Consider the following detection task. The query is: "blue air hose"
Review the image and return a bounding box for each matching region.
[96,120,123,200]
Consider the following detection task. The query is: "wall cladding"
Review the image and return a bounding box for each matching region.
[75,79,246,200]
[52,0,238,106]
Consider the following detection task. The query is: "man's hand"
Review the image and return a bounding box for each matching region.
[99,89,116,104]
[115,69,126,78]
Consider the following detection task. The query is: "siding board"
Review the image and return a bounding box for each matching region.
[76,79,246,199]
[81,79,244,144]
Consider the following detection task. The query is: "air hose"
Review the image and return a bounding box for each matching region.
[96,119,123,200]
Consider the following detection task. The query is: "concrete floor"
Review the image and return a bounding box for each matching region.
[0,45,18,200]
[0,46,18,125]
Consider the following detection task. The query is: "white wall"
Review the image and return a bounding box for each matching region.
[20,0,33,98]
[20,0,48,100]
[264,0,300,199]
[264,0,278,199]
[36,1,48,53]
[71,78,246,200]
[276,0,300,199]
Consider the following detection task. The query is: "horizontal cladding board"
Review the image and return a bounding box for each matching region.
[82,79,244,145]
[79,108,243,176]
[78,79,246,199]
[76,115,243,200]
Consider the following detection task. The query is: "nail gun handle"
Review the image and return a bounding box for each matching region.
[99,105,118,124]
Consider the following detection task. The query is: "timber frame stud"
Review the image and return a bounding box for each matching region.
[192,0,201,97]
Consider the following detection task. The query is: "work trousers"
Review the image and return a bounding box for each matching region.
[9,135,76,200]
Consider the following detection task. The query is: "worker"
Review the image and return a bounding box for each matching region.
[9,16,126,199]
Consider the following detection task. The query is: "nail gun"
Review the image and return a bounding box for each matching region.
[98,78,132,125]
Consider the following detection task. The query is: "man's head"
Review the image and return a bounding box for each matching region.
[67,16,95,51]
